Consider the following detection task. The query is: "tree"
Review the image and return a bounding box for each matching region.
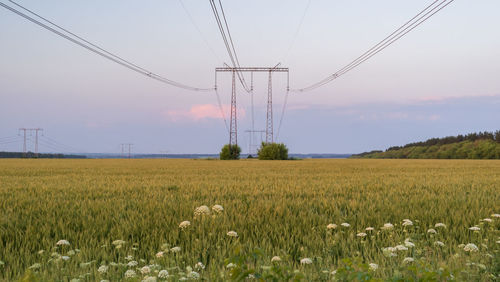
[257,142,288,160]
[219,144,241,160]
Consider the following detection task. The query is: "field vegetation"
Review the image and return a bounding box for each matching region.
[0,159,498,281]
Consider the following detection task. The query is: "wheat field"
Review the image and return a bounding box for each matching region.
[0,159,498,281]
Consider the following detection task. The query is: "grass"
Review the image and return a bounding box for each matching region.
[0,159,498,281]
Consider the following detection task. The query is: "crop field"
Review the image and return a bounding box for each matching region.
[0,159,499,281]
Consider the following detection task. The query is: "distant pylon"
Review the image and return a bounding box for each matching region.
[266,71,273,143]
[19,128,43,157]
[121,143,133,159]
[229,70,237,150]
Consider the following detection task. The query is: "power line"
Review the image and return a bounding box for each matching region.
[209,0,250,92]
[281,0,312,64]
[291,0,455,92]
[178,0,222,63]
[0,0,213,92]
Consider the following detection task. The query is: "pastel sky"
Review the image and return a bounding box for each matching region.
[1,0,499,154]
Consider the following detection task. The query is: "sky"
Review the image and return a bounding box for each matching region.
[1,0,499,154]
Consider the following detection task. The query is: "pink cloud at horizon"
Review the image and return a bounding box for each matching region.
[163,104,246,122]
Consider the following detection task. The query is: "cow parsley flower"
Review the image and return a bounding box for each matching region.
[341,223,350,228]
[195,262,205,270]
[112,240,125,246]
[56,240,70,246]
[434,241,445,247]
[357,232,367,238]
[62,256,70,261]
[29,263,41,270]
[226,263,236,269]
[127,261,138,267]
[142,276,157,282]
[491,213,500,218]
[482,218,492,223]
[469,226,480,231]
[271,256,281,262]
[156,251,164,258]
[381,223,394,230]
[403,257,414,264]
[404,241,415,248]
[427,228,437,234]
[435,223,446,228]
[402,219,413,226]
[179,221,191,229]
[395,245,408,251]
[327,223,337,230]
[141,266,151,274]
[98,265,108,273]
[124,269,136,278]
[365,227,375,231]
[464,243,479,252]
[187,271,200,280]
[170,246,181,253]
[227,231,238,237]
[194,205,211,216]
[158,270,169,278]
[369,263,378,271]
[300,258,313,265]
[212,205,224,213]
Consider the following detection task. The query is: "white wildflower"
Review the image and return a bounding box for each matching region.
[395,245,408,251]
[427,228,437,234]
[483,218,492,223]
[187,271,200,280]
[156,251,164,258]
[327,223,337,230]
[227,231,238,237]
[369,263,378,271]
[141,266,151,274]
[403,257,414,264]
[381,223,394,230]
[226,263,236,269]
[365,227,375,231]
[124,269,136,278]
[469,226,480,231]
[402,220,413,226]
[212,204,224,213]
[404,241,415,248]
[435,223,446,228]
[158,270,169,278]
[357,232,367,238]
[56,240,70,246]
[62,256,70,261]
[247,274,255,279]
[179,221,191,229]
[434,241,445,247]
[127,261,138,267]
[340,223,350,228]
[195,262,205,270]
[142,276,157,282]
[331,270,337,276]
[491,213,500,218]
[463,243,479,252]
[194,205,211,216]
[170,246,181,253]
[112,240,125,246]
[271,256,281,262]
[125,255,134,261]
[98,265,108,273]
[300,258,313,265]
[29,263,41,269]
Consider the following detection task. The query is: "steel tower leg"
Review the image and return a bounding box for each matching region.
[266,71,273,144]
[229,70,237,151]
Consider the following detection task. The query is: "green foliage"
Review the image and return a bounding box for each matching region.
[354,139,500,159]
[257,142,289,160]
[220,144,241,160]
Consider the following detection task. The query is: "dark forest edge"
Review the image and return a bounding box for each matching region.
[351,130,500,159]
[0,151,86,159]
